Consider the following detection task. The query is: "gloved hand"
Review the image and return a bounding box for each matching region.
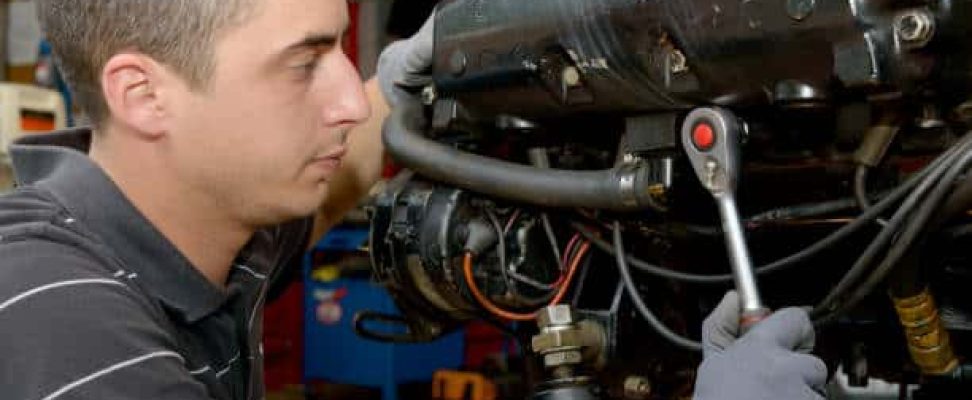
[376,15,434,110]
[693,291,828,400]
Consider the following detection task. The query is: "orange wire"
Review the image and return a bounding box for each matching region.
[462,241,591,321]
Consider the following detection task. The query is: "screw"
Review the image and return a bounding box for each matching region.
[449,50,467,76]
[623,376,652,399]
[785,0,815,21]
[562,66,582,88]
[669,49,688,74]
[704,160,719,189]
[896,10,935,45]
[421,85,438,105]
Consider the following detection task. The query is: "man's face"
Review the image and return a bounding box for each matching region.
[165,0,370,227]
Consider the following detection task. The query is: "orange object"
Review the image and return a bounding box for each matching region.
[432,370,497,400]
[462,241,590,321]
[20,114,56,132]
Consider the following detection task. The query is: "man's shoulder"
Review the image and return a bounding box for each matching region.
[0,185,62,229]
[0,238,205,400]
[0,231,131,309]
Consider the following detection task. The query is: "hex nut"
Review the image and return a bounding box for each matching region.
[537,305,575,328]
[543,351,583,368]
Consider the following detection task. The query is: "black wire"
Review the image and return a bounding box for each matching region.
[812,134,972,319]
[485,208,516,297]
[540,212,563,266]
[854,165,874,210]
[854,165,889,227]
[747,196,864,223]
[612,222,702,351]
[817,138,972,323]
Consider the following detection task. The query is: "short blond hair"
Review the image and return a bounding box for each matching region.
[37,0,255,127]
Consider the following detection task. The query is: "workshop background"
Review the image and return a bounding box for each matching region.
[0,1,518,400]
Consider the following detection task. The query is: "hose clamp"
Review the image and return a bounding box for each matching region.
[617,164,640,208]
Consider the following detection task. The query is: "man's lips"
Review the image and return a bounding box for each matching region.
[310,146,348,171]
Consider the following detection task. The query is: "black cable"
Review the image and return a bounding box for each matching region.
[818,138,972,323]
[812,135,972,319]
[574,223,732,283]
[854,165,889,227]
[612,222,702,351]
[748,196,865,223]
[485,208,515,296]
[508,270,558,291]
[854,165,874,211]
[540,212,563,266]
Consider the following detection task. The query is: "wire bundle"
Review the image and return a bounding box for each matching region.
[571,132,972,349]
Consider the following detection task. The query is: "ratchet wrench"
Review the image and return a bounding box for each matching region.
[681,107,770,332]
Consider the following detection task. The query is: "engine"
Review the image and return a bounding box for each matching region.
[363,0,972,398]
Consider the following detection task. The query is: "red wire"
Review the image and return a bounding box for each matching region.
[463,241,591,321]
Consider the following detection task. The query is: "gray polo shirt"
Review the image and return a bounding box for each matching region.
[0,129,311,400]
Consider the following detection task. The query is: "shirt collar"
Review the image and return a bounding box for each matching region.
[9,128,226,323]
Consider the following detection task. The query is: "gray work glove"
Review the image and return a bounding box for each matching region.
[693,291,828,400]
[376,15,435,109]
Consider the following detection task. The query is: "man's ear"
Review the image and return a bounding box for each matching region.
[101,53,173,139]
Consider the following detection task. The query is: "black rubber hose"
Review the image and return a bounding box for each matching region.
[612,222,702,351]
[383,105,658,210]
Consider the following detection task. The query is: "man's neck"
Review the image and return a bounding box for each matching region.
[89,133,253,287]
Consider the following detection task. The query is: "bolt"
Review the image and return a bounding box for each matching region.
[669,49,688,74]
[421,85,438,105]
[449,50,467,76]
[954,101,972,122]
[785,0,815,21]
[896,10,935,45]
[623,376,652,399]
[562,66,582,88]
[538,305,575,328]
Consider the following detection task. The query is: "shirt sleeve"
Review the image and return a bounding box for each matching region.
[0,241,214,400]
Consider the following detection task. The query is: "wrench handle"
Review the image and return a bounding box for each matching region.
[716,195,765,312]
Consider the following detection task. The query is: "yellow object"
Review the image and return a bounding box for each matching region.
[311,265,341,282]
[432,370,497,400]
[892,288,959,375]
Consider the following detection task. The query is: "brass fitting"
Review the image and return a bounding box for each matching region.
[892,289,959,375]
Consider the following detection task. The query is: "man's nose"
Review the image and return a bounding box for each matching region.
[322,50,371,128]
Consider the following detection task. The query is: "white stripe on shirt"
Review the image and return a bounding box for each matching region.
[41,351,184,400]
[188,365,212,375]
[0,279,127,314]
[215,351,242,377]
[234,264,267,280]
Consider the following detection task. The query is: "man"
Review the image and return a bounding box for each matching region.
[0,1,822,399]
[2,1,388,398]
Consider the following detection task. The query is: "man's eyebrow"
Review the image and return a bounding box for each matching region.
[282,23,351,53]
[285,33,340,51]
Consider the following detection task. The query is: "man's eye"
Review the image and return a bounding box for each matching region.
[296,60,319,74]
